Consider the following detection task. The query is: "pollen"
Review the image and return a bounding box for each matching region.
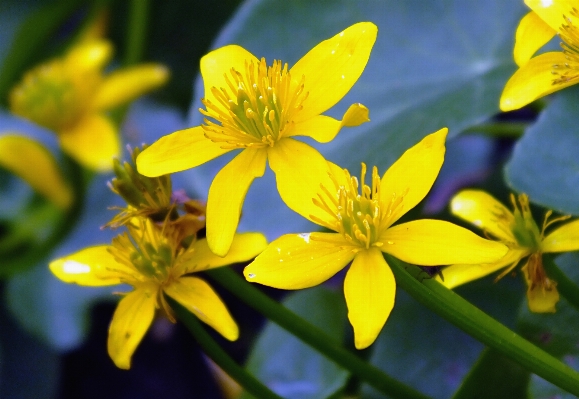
[199,58,309,149]
[552,8,579,85]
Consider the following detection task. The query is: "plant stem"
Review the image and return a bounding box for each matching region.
[170,298,283,399]
[543,255,579,313]
[206,267,433,399]
[462,122,527,138]
[387,255,579,397]
[124,0,150,65]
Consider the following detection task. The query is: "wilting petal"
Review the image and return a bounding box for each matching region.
[380,128,447,225]
[164,277,239,341]
[136,126,232,177]
[178,233,268,275]
[92,64,169,110]
[380,219,508,266]
[201,45,259,107]
[440,248,529,289]
[65,40,112,72]
[207,148,267,257]
[450,190,516,243]
[244,233,355,289]
[514,11,556,66]
[59,114,119,171]
[289,103,370,143]
[525,0,571,32]
[0,134,72,209]
[108,285,158,369]
[344,248,395,349]
[521,264,559,313]
[290,22,377,121]
[500,52,577,111]
[542,219,579,253]
[49,245,138,286]
[268,138,334,222]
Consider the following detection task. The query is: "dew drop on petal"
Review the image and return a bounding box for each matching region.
[298,233,311,243]
[473,220,482,227]
[62,260,91,274]
[248,273,255,279]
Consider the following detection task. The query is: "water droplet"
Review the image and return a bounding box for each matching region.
[248,273,255,278]
[387,241,394,245]
[298,233,310,243]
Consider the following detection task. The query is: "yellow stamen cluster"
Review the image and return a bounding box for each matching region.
[553,7,579,84]
[200,58,308,149]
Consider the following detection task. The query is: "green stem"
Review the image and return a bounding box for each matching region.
[124,0,150,65]
[169,299,283,399]
[387,255,579,397]
[206,267,433,399]
[462,122,528,138]
[543,255,579,313]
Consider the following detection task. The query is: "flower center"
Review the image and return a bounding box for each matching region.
[312,163,405,249]
[509,194,542,250]
[552,9,579,84]
[200,58,308,149]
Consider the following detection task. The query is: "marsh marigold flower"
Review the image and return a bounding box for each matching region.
[243,129,508,349]
[10,40,168,171]
[441,190,579,313]
[137,22,377,256]
[501,0,579,111]
[50,217,267,369]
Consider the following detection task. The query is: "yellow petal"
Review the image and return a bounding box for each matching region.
[521,264,559,313]
[65,40,112,72]
[0,134,72,209]
[92,64,169,110]
[207,148,267,257]
[288,103,370,143]
[49,245,136,286]
[525,0,571,32]
[542,219,579,253]
[290,22,377,121]
[137,126,231,177]
[267,138,333,222]
[177,233,268,275]
[380,128,447,225]
[514,11,556,66]
[164,276,239,341]
[244,232,356,289]
[108,285,158,369]
[344,248,395,349]
[500,52,577,111]
[201,45,259,108]
[380,219,508,265]
[439,248,529,289]
[450,189,516,243]
[59,114,119,171]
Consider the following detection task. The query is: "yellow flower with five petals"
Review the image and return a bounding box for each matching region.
[10,40,169,171]
[137,22,377,256]
[243,129,508,349]
[501,0,579,111]
[441,190,579,313]
[50,217,267,369]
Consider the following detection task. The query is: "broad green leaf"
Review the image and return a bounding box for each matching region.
[505,87,579,215]
[182,0,526,240]
[241,287,349,399]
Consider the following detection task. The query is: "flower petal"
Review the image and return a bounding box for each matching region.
[136,126,232,177]
[500,52,577,111]
[92,64,169,110]
[108,285,158,369]
[65,40,112,72]
[450,189,516,243]
[244,232,355,289]
[514,11,556,66]
[344,247,395,349]
[59,114,119,171]
[290,22,377,120]
[380,128,447,225]
[207,148,267,257]
[521,264,559,313]
[178,233,268,275]
[49,245,135,286]
[164,276,239,341]
[200,45,258,107]
[525,0,571,32]
[288,103,370,143]
[268,138,333,222]
[542,219,579,253]
[0,134,72,209]
[380,219,508,266]
[439,248,529,289]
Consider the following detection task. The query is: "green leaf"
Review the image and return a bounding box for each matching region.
[241,287,349,399]
[505,87,579,215]
[529,359,579,399]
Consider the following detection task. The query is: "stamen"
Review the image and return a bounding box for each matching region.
[552,8,579,84]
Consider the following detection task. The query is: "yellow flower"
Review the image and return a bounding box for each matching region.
[10,40,169,171]
[243,129,508,349]
[441,190,579,313]
[136,22,377,256]
[49,218,267,369]
[500,0,579,111]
